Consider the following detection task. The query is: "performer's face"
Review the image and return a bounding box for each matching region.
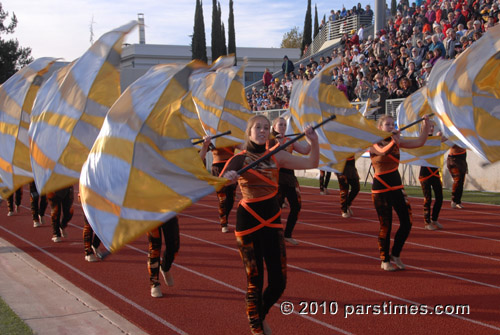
[250,117,270,145]
[274,119,287,135]
[379,117,395,133]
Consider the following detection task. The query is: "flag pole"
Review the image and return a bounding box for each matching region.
[397,113,434,133]
[236,114,336,175]
[191,130,232,145]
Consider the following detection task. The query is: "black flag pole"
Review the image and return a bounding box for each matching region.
[236,114,336,175]
[191,130,232,145]
[397,113,434,134]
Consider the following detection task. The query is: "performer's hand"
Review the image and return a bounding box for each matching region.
[202,136,212,149]
[304,125,318,144]
[222,170,238,184]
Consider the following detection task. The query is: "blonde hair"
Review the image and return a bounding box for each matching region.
[271,116,285,131]
[376,115,394,129]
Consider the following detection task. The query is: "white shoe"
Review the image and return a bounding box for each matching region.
[390,255,405,270]
[221,226,230,233]
[262,319,272,335]
[432,220,443,229]
[52,236,62,243]
[85,254,99,262]
[39,215,45,225]
[348,207,354,216]
[161,269,174,287]
[33,220,41,228]
[151,285,162,298]
[341,211,351,218]
[92,246,103,259]
[7,211,14,216]
[60,228,67,238]
[284,237,299,245]
[319,190,325,195]
[424,223,437,231]
[451,202,464,209]
[380,261,397,271]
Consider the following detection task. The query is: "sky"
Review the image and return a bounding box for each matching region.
[2,0,375,62]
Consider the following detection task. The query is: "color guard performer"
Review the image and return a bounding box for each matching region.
[222,115,319,335]
[370,115,430,271]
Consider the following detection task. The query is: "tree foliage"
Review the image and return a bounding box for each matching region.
[280,26,303,49]
[301,0,312,55]
[221,21,227,56]
[0,3,33,84]
[227,0,236,65]
[391,0,397,16]
[313,4,319,38]
[191,0,208,62]
[211,0,223,62]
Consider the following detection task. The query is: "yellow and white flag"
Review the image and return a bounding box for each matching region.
[80,61,227,253]
[427,24,500,163]
[289,61,388,172]
[190,56,252,148]
[396,87,450,167]
[399,136,450,168]
[29,21,137,195]
[0,57,57,198]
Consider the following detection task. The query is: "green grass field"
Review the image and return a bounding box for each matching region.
[0,298,32,335]
[297,177,500,205]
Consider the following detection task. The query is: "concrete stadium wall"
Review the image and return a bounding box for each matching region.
[296,150,500,193]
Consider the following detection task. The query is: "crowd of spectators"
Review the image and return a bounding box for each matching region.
[247,0,499,114]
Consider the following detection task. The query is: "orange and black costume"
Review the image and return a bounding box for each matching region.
[446,145,467,205]
[371,139,413,263]
[419,166,443,224]
[319,170,331,193]
[147,216,180,289]
[277,137,302,239]
[335,156,360,213]
[6,187,22,213]
[83,215,101,256]
[47,186,74,238]
[211,147,237,229]
[29,182,47,222]
[221,140,286,335]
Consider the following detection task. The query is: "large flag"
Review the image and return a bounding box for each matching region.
[426,24,500,163]
[0,57,57,198]
[190,56,252,148]
[288,61,388,172]
[399,136,450,168]
[80,61,227,253]
[396,87,450,167]
[29,21,137,195]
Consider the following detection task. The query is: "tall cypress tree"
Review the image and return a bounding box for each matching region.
[211,0,222,62]
[301,0,312,56]
[218,2,227,56]
[313,4,319,38]
[228,0,236,65]
[192,0,207,62]
[221,22,227,56]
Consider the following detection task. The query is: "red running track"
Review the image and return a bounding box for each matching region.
[1,185,500,334]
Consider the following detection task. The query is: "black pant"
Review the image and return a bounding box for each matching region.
[372,189,413,262]
[420,176,443,223]
[30,182,47,221]
[236,227,286,334]
[7,188,22,212]
[147,217,180,287]
[278,183,301,238]
[47,186,74,237]
[336,173,360,212]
